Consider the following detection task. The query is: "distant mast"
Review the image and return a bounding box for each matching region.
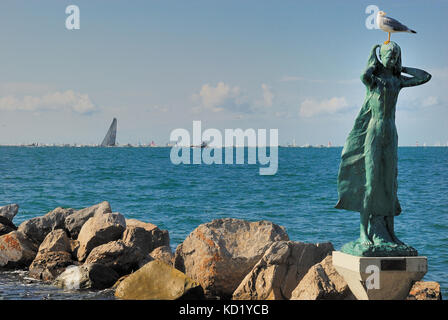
[101,118,117,147]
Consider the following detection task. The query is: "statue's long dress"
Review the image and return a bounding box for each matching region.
[335,86,401,217]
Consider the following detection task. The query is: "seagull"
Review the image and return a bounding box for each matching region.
[377,11,416,44]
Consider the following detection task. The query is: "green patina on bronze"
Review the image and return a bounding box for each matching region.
[336,42,431,257]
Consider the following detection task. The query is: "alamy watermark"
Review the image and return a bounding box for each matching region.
[365,264,380,290]
[365,5,380,30]
[62,5,382,32]
[169,121,278,175]
[66,5,80,30]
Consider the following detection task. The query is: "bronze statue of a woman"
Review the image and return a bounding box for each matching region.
[336,42,431,256]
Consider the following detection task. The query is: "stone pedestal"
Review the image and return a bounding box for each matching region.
[332,251,427,300]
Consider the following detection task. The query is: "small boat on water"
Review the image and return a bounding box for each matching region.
[190,141,208,148]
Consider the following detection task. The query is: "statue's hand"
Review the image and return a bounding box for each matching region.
[361,45,382,85]
[367,45,381,68]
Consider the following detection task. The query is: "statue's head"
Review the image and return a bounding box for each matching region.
[379,41,402,75]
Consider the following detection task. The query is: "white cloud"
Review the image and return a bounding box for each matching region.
[261,83,274,107]
[400,95,440,111]
[192,82,248,113]
[0,90,97,114]
[193,82,241,112]
[192,82,276,114]
[422,96,439,108]
[299,96,350,117]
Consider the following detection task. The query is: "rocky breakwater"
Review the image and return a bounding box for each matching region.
[0,203,443,300]
[0,202,172,291]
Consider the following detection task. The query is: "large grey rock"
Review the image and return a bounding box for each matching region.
[125,219,169,248]
[38,229,71,254]
[28,251,74,281]
[290,255,354,300]
[29,230,75,281]
[18,207,74,244]
[76,212,126,261]
[115,260,204,300]
[0,231,38,269]
[122,223,169,257]
[84,240,144,276]
[233,241,334,300]
[0,204,19,222]
[174,218,289,298]
[54,263,119,290]
[65,201,112,239]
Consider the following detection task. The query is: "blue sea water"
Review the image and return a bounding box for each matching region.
[0,146,446,299]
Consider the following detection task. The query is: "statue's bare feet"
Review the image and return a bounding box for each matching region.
[359,234,373,247]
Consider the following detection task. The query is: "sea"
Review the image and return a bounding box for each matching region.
[0,146,446,299]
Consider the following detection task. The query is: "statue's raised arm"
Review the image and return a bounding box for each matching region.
[361,44,381,86]
[401,67,432,88]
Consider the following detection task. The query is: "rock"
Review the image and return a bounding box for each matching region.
[122,224,169,257]
[407,281,442,300]
[149,245,174,266]
[125,219,170,249]
[76,212,126,261]
[0,231,38,269]
[125,219,158,231]
[174,218,289,298]
[54,263,119,290]
[233,241,334,300]
[84,240,144,276]
[290,255,354,300]
[0,204,19,222]
[65,201,112,239]
[115,260,204,300]
[28,251,74,281]
[70,240,80,259]
[0,215,17,236]
[38,229,71,254]
[18,207,74,244]
[121,226,154,256]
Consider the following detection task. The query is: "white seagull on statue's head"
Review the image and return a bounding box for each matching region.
[377,11,416,44]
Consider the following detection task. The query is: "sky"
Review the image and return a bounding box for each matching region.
[0,0,447,146]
